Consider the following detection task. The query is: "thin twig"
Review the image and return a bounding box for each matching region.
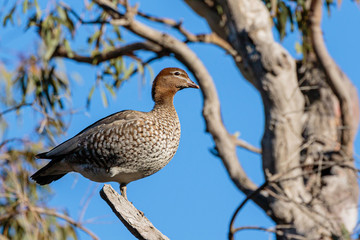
[228,181,268,240]
[0,138,32,150]
[32,207,99,240]
[79,183,99,223]
[232,225,306,240]
[228,157,358,240]
[0,102,34,117]
[60,2,109,25]
[232,136,261,154]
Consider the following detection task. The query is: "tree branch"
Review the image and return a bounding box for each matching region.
[185,1,307,197]
[92,0,270,211]
[53,42,163,64]
[232,136,261,154]
[184,0,228,39]
[228,181,268,240]
[134,9,240,61]
[100,184,169,240]
[228,158,352,239]
[202,0,310,210]
[309,0,359,156]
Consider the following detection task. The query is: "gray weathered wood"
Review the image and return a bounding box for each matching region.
[100,184,169,240]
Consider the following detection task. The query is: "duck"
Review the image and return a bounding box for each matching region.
[31,67,199,199]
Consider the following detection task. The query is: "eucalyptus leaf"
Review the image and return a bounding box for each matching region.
[64,40,74,58]
[105,83,116,98]
[123,62,134,81]
[3,5,16,26]
[100,88,108,107]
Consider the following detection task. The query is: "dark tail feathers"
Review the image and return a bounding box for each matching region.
[35,151,50,159]
[31,173,66,185]
[31,160,67,185]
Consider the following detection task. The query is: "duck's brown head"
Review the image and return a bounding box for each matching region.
[152,67,199,105]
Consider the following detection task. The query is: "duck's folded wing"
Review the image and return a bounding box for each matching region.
[36,110,144,159]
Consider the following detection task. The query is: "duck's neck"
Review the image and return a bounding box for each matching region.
[152,91,176,110]
[152,101,175,112]
[151,95,177,115]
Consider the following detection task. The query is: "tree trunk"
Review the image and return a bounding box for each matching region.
[46,0,359,238]
[186,0,359,239]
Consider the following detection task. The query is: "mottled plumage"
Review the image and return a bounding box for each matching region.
[31,67,199,198]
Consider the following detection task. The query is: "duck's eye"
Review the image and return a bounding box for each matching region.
[174,71,181,76]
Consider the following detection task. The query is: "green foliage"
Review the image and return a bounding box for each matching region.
[0,0,146,238]
[0,0,356,239]
[3,0,146,108]
[0,54,79,239]
[262,0,310,56]
[0,145,79,240]
[14,57,69,111]
[261,0,356,57]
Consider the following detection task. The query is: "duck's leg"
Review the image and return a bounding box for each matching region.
[120,183,127,200]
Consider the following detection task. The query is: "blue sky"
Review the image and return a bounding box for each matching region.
[1,0,360,239]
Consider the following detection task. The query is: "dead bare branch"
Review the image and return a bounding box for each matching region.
[100,184,169,240]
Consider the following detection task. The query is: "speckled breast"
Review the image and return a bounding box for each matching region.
[115,115,181,176]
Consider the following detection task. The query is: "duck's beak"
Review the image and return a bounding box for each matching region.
[187,80,200,89]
